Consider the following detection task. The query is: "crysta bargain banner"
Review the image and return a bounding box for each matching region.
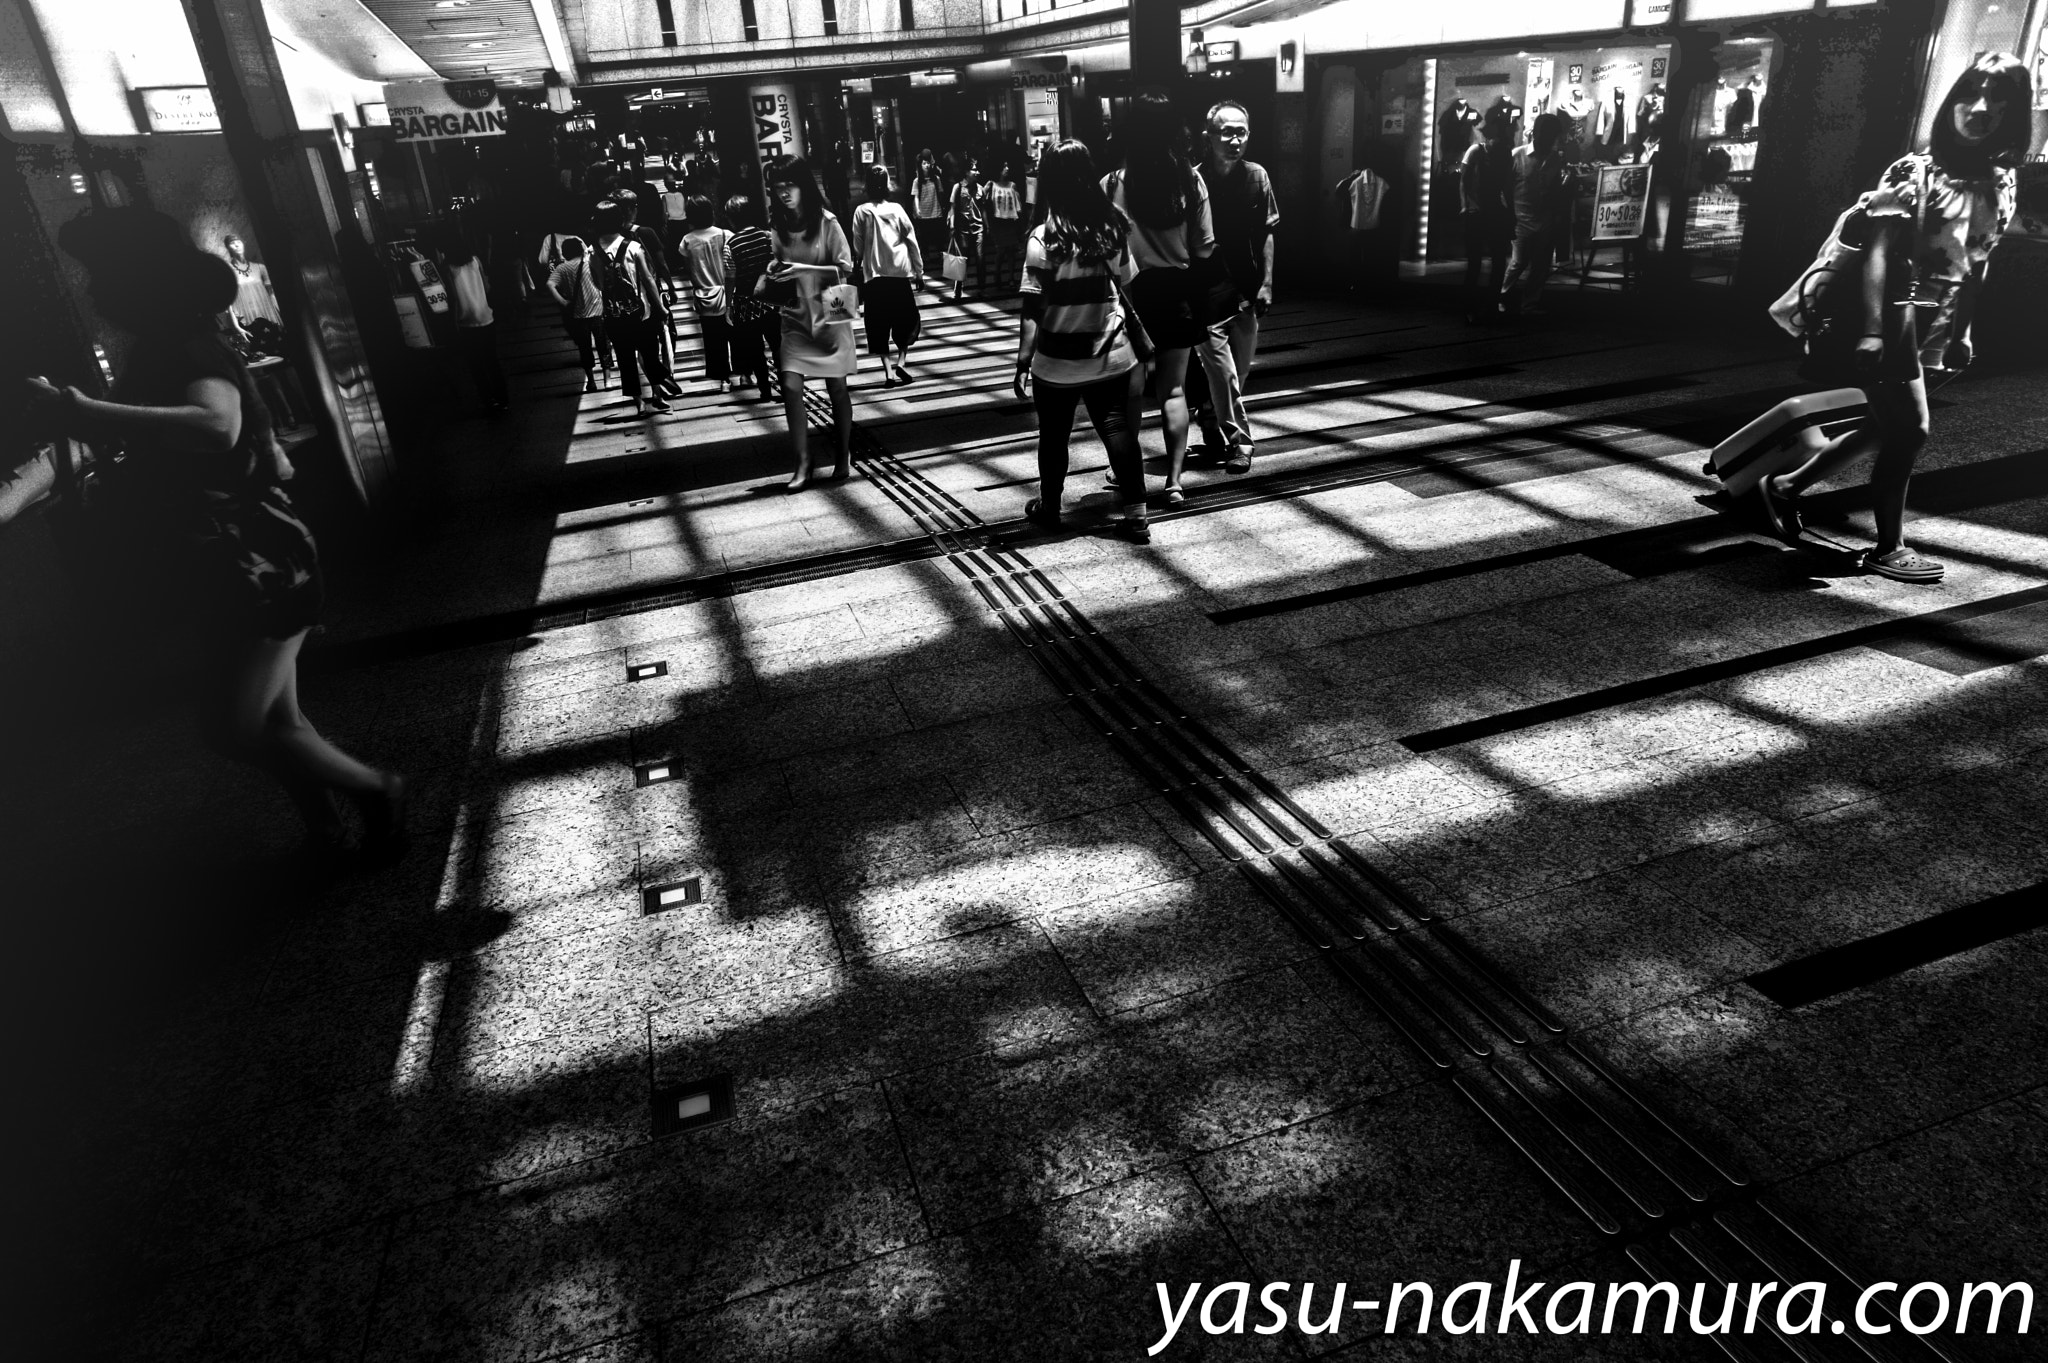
[383,80,507,141]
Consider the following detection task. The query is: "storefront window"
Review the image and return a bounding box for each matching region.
[1678,36,1775,285]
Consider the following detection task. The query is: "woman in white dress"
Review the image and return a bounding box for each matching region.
[765,158,856,491]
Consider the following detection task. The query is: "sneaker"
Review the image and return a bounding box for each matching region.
[642,398,672,415]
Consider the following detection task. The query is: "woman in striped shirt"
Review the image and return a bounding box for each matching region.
[1015,139,1152,544]
[722,195,778,400]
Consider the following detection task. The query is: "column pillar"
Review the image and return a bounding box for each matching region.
[178,0,397,513]
[1130,0,1183,90]
[1646,25,1721,291]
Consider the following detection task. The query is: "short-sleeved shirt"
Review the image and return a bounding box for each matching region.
[1020,223,1138,387]
[1864,152,2016,302]
[547,257,603,318]
[1508,145,1565,232]
[446,258,493,328]
[986,181,1023,221]
[913,177,945,220]
[1101,168,1215,273]
[1198,159,1279,295]
[852,200,919,278]
[727,227,775,321]
[1460,141,1511,218]
[112,332,268,503]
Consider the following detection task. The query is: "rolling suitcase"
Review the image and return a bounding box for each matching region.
[1708,388,1866,496]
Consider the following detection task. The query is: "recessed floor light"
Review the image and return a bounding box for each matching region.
[635,761,680,787]
[641,877,701,914]
[652,1074,734,1136]
[628,660,668,682]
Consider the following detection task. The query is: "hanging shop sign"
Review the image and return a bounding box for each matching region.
[910,70,960,87]
[382,80,507,142]
[1011,71,1073,89]
[134,86,221,134]
[1205,41,1241,64]
[747,81,806,188]
[1591,163,1654,240]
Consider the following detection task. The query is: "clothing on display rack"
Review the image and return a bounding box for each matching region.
[1555,87,1594,149]
[1334,169,1387,231]
[1437,100,1482,166]
[1596,89,1634,149]
[1635,85,1666,148]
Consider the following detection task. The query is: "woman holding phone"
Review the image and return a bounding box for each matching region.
[765,158,856,491]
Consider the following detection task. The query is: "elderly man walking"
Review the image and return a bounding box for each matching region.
[1193,99,1279,475]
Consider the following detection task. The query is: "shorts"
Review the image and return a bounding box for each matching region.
[859,276,921,353]
[1124,266,1204,351]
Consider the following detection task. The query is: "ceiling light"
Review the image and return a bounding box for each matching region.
[434,1,473,8]
[466,41,495,47]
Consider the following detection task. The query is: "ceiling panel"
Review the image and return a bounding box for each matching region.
[356,0,554,84]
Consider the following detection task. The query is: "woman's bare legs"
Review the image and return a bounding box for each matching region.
[203,629,399,850]
[1767,377,1929,554]
[782,370,813,488]
[1155,347,1193,495]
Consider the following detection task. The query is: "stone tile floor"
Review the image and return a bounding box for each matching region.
[4,285,2043,1362]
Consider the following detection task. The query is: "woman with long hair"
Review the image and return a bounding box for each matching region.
[1758,54,2029,583]
[851,163,925,386]
[1101,88,1215,505]
[911,149,949,283]
[18,209,405,860]
[948,158,986,300]
[1015,140,1152,544]
[765,157,856,490]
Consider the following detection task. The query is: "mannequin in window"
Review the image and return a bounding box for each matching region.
[1438,99,1481,167]
[222,234,280,327]
[1596,87,1633,152]
[1726,77,1756,138]
[1555,85,1593,150]
[1634,84,1665,152]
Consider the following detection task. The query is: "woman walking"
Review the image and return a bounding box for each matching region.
[947,159,986,300]
[911,150,949,284]
[765,158,856,490]
[677,195,735,390]
[1015,140,1152,545]
[1758,54,2028,584]
[982,163,1027,293]
[851,164,924,387]
[1102,88,1215,505]
[441,229,509,415]
[594,198,676,416]
[723,195,780,401]
[542,235,610,392]
[19,209,405,861]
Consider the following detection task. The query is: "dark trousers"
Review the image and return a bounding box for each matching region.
[1463,213,1511,317]
[564,316,611,373]
[459,323,508,408]
[1033,368,1146,510]
[697,312,731,381]
[609,315,672,399]
[729,311,774,384]
[914,217,948,276]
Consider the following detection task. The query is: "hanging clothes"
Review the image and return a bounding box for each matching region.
[1333,170,1387,231]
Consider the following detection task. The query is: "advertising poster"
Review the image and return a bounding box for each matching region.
[383,81,506,141]
[1591,163,1653,240]
[748,81,806,190]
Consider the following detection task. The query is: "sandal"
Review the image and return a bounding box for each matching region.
[1023,497,1061,529]
[1755,477,1803,541]
[1861,548,1945,583]
[1163,484,1186,506]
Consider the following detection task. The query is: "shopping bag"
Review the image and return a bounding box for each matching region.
[819,283,860,327]
[1710,389,1866,496]
[941,252,967,282]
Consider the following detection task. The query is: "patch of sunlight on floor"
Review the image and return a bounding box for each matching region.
[392,813,492,1095]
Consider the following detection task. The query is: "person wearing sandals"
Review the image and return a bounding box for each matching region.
[911,150,949,283]
[765,158,856,491]
[948,160,986,300]
[1102,88,1216,507]
[1758,53,2027,585]
[850,164,924,388]
[1015,139,1152,545]
[593,199,676,416]
[17,208,405,863]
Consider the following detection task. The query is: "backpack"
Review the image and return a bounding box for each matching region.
[600,239,641,323]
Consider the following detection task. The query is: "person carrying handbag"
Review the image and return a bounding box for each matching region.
[1756,54,2027,584]
[594,199,678,416]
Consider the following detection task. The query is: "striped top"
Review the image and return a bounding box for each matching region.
[1019,222,1138,387]
[727,226,775,321]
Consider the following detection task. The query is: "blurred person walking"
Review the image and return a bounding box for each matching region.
[16,209,405,861]
[1102,88,1215,505]
[948,160,986,299]
[1015,140,1152,544]
[851,164,925,387]
[1501,112,1568,316]
[542,235,612,392]
[594,199,677,416]
[983,163,1027,293]
[765,158,856,490]
[723,195,780,401]
[1192,98,1278,476]
[911,150,949,284]
[1460,105,1515,324]
[677,196,735,390]
[441,229,508,416]
[1758,54,2029,584]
